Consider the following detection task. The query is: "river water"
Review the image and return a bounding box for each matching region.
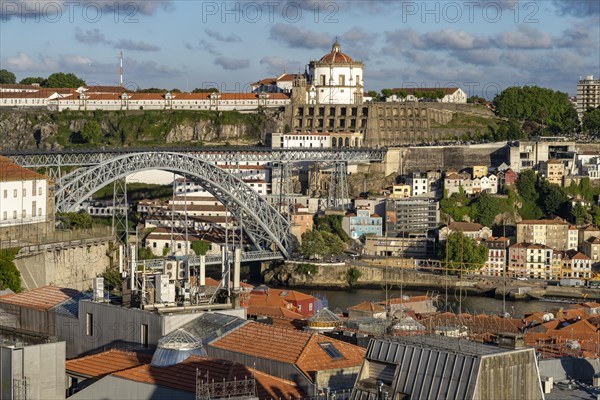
[295,288,573,318]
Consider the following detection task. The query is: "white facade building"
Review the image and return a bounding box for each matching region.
[386,88,468,103]
[0,156,49,229]
[407,173,429,196]
[306,41,364,105]
[270,132,331,149]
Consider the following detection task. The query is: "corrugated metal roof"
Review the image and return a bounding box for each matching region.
[0,286,81,311]
[51,291,93,318]
[356,336,517,400]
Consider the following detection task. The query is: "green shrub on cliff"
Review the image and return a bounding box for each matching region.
[346,267,362,286]
[0,249,22,293]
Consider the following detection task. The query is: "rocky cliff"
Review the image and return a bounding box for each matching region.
[0,108,286,151]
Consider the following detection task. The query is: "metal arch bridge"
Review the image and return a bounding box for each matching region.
[52,151,293,257]
[4,147,385,258]
[4,146,386,168]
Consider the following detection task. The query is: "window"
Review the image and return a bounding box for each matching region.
[2,190,6,198]
[22,210,26,218]
[22,188,26,197]
[13,189,17,198]
[2,212,6,220]
[319,342,344,360]
[13,211,16,219]
[86,313,94,336]
[141,324,148,347]
[38,187,42,196]
[38,208,42,217]
[32,201,37,217]
[339,75,345,85]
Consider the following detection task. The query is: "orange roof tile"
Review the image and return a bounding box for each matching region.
[348,301,386,313]
[66,349,152,379]
[296,335,366,381]
[248,292,297,312]
[0,156,48,182]
[0,286,80,311]
[448,222,484,232]
[246,305,305,320]
[268,288,316,302]
[112,355,305,400]
[210,321,364,381]
[519,218,569,225]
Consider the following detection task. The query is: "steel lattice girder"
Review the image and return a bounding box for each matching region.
[6,147,385,167]
[54,152,291,257]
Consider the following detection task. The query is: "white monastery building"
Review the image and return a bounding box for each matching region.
[0,156,51,233]
[306,41,364,105]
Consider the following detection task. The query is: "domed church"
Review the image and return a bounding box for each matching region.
[292,40,364,105]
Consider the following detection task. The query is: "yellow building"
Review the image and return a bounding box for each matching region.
[390,184,411,199]
[539,159,564,186]
[472,165,488,179]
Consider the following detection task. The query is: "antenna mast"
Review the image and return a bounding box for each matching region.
[120,50,123,88]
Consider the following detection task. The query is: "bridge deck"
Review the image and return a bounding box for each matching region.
[4,147,385,167]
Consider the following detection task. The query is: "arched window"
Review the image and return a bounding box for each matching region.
[332,137,337,147]
[345,137,350,147]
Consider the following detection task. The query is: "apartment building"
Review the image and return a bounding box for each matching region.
[577,75,600,118]
[539,159,565,186]
[516,218,576,250]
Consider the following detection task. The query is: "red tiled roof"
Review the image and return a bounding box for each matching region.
[0,156,48,182]
[112,355,305,400]
[210,322,365,381]
[319,50,354,63]
[268,288,316,302]
[391,88,461,95]
[348,301,386,313]
[448,222,484,232]
[0,286,80,311]
[519,218,569,226]
[66,349,152,379]
[247,305,305,320]
[248,292,297,311]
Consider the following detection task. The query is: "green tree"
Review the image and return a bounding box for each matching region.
[439,232,488,273]
[493,86,578,135]
[80,120,103,144]
[592,205,600,227]
[468,96,487,105]
[192,87,219,93]
[0,249,22,293]
[321,231,345,256]
[45,72,86,88]
[191,240,211,256]
[571,203,591,226]
[314,214,349,242]
[516,170,538,203]
[583,106,600,136]
[395,89,408,99]
[103,268,122,292]
[301,230,327,259]
[346,267,362,286]
[19,77,45,85]
[0,69,16,84]
[56,212,93,229]
[470,192,501,228]
[539,181,568,216]
[380,88,393,98]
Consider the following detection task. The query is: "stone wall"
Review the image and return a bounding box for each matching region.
[380,143,509,175]
[14,236,113,291]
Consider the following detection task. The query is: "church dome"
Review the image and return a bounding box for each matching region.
[319,41,353,63]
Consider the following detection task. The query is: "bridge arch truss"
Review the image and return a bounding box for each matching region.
[54,152,290,257]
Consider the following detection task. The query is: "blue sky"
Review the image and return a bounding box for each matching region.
[1,0,598,97]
